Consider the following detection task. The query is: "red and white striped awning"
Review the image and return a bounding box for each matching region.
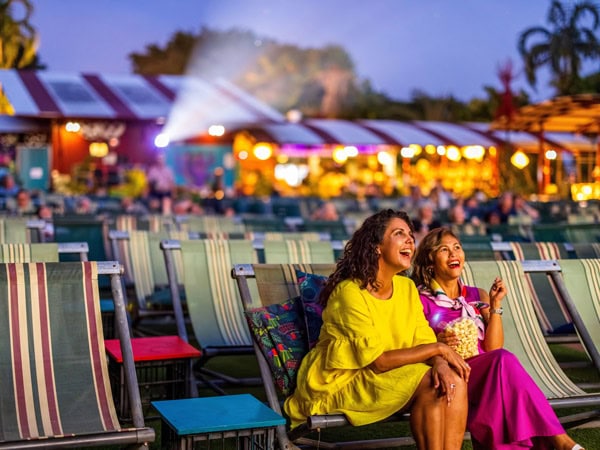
[243,118,596,154]
[0,69,284,125]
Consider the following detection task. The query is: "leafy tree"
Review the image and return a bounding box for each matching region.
[518,0,600,95]
[130,27,360,118]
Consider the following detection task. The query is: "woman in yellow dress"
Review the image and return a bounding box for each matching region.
[284,209,470,449]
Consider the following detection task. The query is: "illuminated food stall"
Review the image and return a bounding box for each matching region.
[232,119,504,200]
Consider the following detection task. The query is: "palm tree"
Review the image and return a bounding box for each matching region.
[518,0,600,95]
[0,0,39,69]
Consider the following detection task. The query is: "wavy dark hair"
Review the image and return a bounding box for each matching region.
[411,227,460,291]
[319,209,414,307]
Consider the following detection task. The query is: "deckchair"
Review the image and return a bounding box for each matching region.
[556,258,600,377]
[462,260,600,425]
[108,229,189,324]
[0,242,88,262]
[262,239,336,264]
[0,217,45,243]
[498,241,576,339]
[571,243,600,258]
[161,239,261,393]
[176,214,246,234]
[0,261,155,448]
[231,263,418,449]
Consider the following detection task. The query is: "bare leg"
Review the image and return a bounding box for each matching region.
[550,433,581,450]
[409,371,467,450]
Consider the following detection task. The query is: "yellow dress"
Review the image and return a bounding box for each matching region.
[284,275,436,428]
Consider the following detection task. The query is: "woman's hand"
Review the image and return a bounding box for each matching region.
[430,357,464,404]
[437,343,471,382]
[489,277,507,308]
[437,329,459,348]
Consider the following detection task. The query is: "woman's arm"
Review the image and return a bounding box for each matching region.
[369,341,471,381]
[480,277,506,351]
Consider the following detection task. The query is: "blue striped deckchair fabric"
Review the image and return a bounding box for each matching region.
[462,260,587,399]
[0,262,119,441]
[509,242,573,335]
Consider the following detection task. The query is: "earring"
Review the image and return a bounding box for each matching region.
[427,267,434,275]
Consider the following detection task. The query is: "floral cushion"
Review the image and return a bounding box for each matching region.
[245,297,308,396]
[296,270,327,349]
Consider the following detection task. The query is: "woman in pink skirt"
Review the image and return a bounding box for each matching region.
[412,227,583,450]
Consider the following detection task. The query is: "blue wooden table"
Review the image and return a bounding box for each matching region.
[152,394,286,449]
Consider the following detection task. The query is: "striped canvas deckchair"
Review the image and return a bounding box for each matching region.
[109,229,188,320]
[462,260,600,425]
[558,258,600,374]
[0,217,43,243]
[231,263,419,449]
[0,261,154,448]
[0,243,59,262]
[508,242,574,337]
[176,215,246,234]
[0,242,91,263]
[571,243,600,259]
[262,239,336,264]
[161,239,259,393]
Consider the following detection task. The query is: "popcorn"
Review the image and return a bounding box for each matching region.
[444,317,479,359]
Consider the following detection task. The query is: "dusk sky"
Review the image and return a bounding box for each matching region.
[30,1,578,103]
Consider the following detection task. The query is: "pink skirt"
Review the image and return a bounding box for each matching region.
[467,349,564,449]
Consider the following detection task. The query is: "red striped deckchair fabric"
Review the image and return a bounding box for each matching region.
[0,262,120,442]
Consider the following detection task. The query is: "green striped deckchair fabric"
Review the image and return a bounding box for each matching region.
[462,260,587,399]
[560,259,600,355]
[571,243,600,258]
[127,229,189,311]
[263,240,335,264]
[0,243,59,262]
[114,214,138,231]
[177,215,245,234]
[179,239,258,347]
[0,217,29,243]
[0,262,117,442]
[509,242,573,335]
[262,232,324,241]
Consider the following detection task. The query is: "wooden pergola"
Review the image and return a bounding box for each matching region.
[491,94,600,195]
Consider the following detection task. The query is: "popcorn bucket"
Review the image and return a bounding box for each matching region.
[444,317,479,359]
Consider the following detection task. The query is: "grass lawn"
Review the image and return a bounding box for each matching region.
[95,322,600,449]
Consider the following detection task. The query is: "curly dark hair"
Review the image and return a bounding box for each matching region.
[411,227,460,291]
[319,209,414,307]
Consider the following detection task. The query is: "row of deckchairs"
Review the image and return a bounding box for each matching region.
[231,259,600,448]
